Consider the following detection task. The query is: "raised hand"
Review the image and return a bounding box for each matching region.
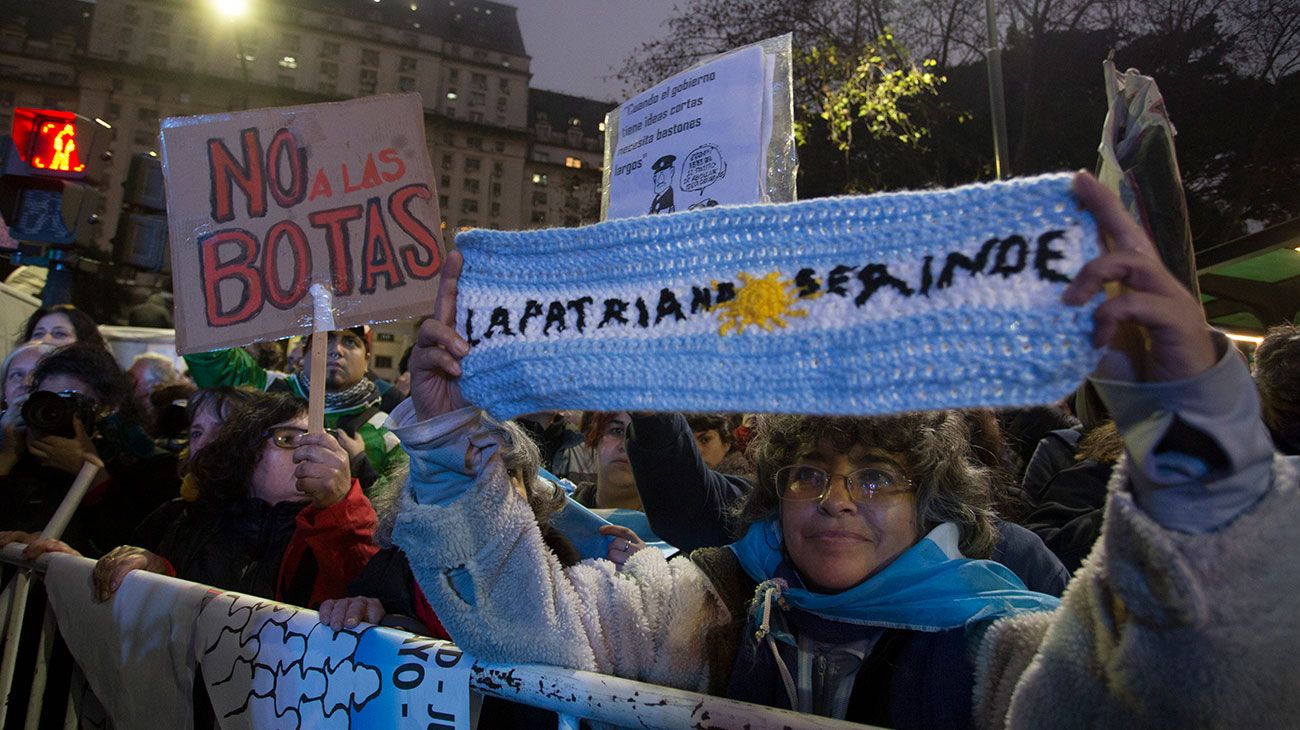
[410,250,471,422]
[1063,172,1218,383]
[293,431,353,508]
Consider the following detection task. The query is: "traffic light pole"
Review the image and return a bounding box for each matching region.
[40,246,75,306]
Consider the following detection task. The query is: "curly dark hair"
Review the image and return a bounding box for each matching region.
[188,392,304,504]
[31,342,136,420]
[1254,324,1300,455]
[735,411,999,559]
[20,305,107,348]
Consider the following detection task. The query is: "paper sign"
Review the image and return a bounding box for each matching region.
[605,46,767,219]
[195,592,471,730]
[160,94,444,354]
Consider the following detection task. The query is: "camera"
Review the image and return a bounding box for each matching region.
[21,390,99,438]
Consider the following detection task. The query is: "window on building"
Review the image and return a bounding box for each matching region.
[374,355,393,369]
[321,41,340,59]
[471,72,487,89]
[443,132,454,145]
[440,174,451,188]
[496,97,507,113]
[146,53,166,67]
[141,83,161,97]
[148,31,169,48]
[359,69,378,94]
[491,161,503,177]
[122,4,140,22]
[464,178,479,193]
[361,49,380,67]
[532,173,547,186]
[282,33,301,51]
[279,56,298,70]
[468,111,483,123]
[565,157,583,169]
[466,136,483,150]
[531,211,547,224]
[490,202,500,216]
[498,78,510,94]
[317,81,336,94]
[104,102,121,120]
[320,61,338,79]
[399,56,418,72]
[439,194,448,208]
[494,140,505,152]
[111,77,125,92]
[461,199,478,213]
[464,157,481,173]
[137,107,158,122]
[469,92,485,107]
[490,181,501,196]
[399,76,416,92]
[153,10,173,27]
[441,153,452,169]
[448,68,459,82]
[532,192,548,206]
[533,151,551,163]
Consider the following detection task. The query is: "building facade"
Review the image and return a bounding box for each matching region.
[0,0,614,374]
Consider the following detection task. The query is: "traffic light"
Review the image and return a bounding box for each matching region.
[112,153,169,272]
[0,107,108,246]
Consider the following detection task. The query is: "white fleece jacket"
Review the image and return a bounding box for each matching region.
[392,348,1300,728]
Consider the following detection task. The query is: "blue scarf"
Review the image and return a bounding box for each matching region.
[729,518,1059,632]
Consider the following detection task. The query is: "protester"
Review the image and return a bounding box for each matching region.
[1253,323,1300,455]
[570,412,641,510]
[127,353,180,434]
[0,343,177,554]
[89,391,377,607]
[686,413,754,476]
[1,342,53,449]
[385,172,1298,726]
[184,326,402,492]
[1022,421,1121,573]
[20,304,107,348]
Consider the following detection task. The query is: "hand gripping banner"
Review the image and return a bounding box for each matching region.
[455,173,1102,419]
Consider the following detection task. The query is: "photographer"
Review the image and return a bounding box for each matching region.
[0,343,178,554]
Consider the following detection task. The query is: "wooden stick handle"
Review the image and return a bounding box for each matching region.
[308,330,328,433]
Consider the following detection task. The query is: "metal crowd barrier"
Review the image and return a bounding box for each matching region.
[0,544,873,730]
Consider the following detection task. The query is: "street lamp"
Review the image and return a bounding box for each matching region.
[212,0,249,19]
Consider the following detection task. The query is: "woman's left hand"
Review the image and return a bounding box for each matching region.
[28,419,101,475]
[600,524,647,570]
[293,432,352,508]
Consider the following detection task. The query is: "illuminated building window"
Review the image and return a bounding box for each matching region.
[279,56,298,70]
[532,173,547,186]
[564,157,583,169]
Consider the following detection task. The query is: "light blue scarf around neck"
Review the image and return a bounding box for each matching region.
[729,518,1060,632]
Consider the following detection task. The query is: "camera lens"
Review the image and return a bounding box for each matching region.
[21,391,75,437]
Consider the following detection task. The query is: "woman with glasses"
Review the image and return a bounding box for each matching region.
[383,173,1299,727]
[85,390,378,608]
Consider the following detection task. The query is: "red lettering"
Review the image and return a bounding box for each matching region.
[206,128,265,223]
[308,205,363,296]
[199,228,264,326]
[389,183,441,279]
[360,196,405,294]
[261,220,312,309]
[265,128,308,209]
[359,155,383,189]
[308,168,333,201]
[378,148,405,182]
[341,162,360,193]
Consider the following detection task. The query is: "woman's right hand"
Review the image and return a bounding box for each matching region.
[318,596,386,631]
[92,545,169,602]
[410,251,471,422]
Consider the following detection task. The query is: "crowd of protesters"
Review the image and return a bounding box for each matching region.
[0,173,1297,727]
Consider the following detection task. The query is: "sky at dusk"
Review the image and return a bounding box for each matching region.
[506,0,680,103]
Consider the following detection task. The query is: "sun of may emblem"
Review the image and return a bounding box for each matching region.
[715,270,809,335]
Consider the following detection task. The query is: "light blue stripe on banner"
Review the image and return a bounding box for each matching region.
[455,174,1102,420]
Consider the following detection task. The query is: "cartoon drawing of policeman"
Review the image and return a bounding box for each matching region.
[648,154,676,214]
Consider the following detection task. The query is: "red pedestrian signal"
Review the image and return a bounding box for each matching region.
[9,108,89,178]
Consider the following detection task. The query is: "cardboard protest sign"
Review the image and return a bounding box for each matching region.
[456,174,1103,420]
[604,45,770,219]
[161,94,444,354]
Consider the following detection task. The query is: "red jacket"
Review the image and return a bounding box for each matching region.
[277,480,380,607]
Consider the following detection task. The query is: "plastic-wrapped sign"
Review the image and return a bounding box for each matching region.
[603,35,796,220]
[160,94,445,354]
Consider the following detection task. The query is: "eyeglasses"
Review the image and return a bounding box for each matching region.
[774,464,911,503]
[264,426,307,449]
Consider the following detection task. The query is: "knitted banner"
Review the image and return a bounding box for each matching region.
[455,173,1102,419]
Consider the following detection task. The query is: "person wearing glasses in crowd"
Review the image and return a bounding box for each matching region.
[77,391,377,608]
[382,173,1299,726]
[184,326,402,493]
